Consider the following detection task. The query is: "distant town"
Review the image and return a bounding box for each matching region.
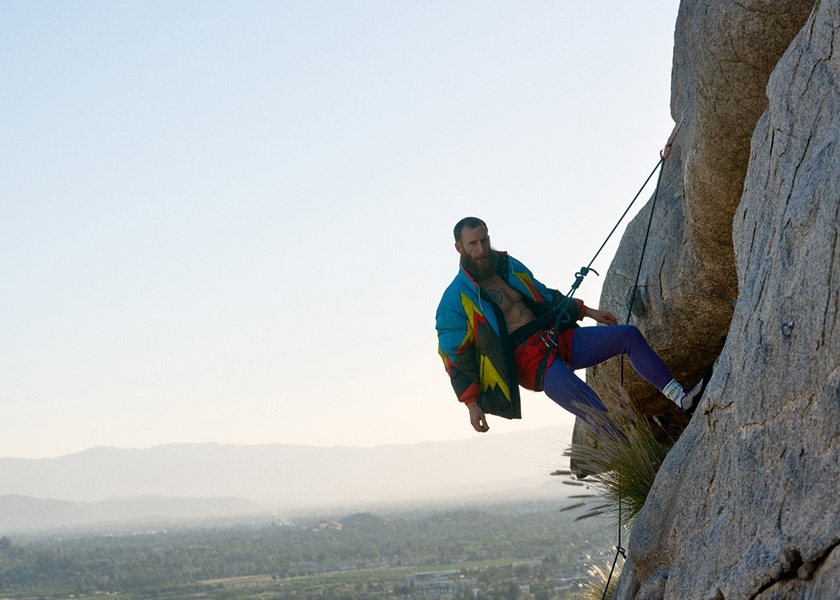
[0,500,616,600]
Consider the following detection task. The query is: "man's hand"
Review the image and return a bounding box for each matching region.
[468,402,489,433]
[586,308,618,326]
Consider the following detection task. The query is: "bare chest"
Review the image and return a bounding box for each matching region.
[481,275,522,308]
[479,275,536,332]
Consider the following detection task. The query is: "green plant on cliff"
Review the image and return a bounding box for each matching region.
[557,384,677,527]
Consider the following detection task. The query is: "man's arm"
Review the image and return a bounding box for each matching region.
[436,300,492,433]
[436,298,483,406]
[585,308,618,325]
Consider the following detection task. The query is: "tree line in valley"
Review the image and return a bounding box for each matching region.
[0,501,613,600]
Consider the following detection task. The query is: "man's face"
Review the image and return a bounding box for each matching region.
[456,225,496,279]
[456,225,490,260]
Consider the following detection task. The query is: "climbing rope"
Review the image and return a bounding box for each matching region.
[552,157,663,322]
[549,156,665,346]
[555,114,685,600]
[619,134,671,382]
[553,110,684,325]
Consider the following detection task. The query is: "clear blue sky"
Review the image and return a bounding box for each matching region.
[1,1,679,458]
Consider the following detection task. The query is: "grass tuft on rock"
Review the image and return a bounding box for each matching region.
[575,561,620,600]
[560,383,676,527]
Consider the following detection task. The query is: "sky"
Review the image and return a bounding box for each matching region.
[1,1,680,459]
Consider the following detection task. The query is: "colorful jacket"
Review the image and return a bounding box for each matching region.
[435,252,585,419]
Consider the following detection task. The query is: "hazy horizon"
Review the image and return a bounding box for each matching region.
[0,427,577,535]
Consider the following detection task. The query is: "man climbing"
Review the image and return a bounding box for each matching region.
[436,216,703,433]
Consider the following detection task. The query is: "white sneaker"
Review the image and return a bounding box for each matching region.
[679,373,710,412]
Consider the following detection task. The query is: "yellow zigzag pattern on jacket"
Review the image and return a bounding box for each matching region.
[480,354,510,400]
[460,293,511,402]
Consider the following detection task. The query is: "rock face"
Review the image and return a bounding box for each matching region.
[582,0,816,420]
[609,0,840,598]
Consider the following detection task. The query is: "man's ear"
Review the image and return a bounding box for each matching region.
[454,241,463,255]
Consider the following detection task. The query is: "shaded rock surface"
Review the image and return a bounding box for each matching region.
[610,0,840,598]
[581,0,816,423]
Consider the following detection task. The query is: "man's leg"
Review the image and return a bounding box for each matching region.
[542,358,628,440]
[542,359,608,419]
[569,325,703,410]
[569,325,673,390]
[543,325,669,417]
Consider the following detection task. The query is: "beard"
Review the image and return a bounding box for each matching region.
[461,250,499,281]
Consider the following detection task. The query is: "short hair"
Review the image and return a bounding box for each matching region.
[453,216,487,242]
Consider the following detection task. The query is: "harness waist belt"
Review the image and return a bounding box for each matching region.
[509,310,558,348]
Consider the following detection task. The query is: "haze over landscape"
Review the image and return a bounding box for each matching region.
[0,428,580,534]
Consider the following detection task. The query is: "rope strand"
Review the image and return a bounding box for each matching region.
[619,149,669,381]
[561,115,683,598]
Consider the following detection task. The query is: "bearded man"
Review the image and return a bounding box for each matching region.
[436,216,702,433]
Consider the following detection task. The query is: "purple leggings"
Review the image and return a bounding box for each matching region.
[542,325,673,420]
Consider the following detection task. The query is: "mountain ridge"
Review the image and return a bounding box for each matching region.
[0,427,570,508]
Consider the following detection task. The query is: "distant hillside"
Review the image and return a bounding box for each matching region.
[0,494,266,534]
[0,428,570,509]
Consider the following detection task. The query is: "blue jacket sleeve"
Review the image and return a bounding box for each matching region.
[435,292,481,405]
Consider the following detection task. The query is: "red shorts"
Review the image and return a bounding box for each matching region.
[512,328,576,391]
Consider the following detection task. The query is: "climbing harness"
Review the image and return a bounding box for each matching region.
[553,112,686,600]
